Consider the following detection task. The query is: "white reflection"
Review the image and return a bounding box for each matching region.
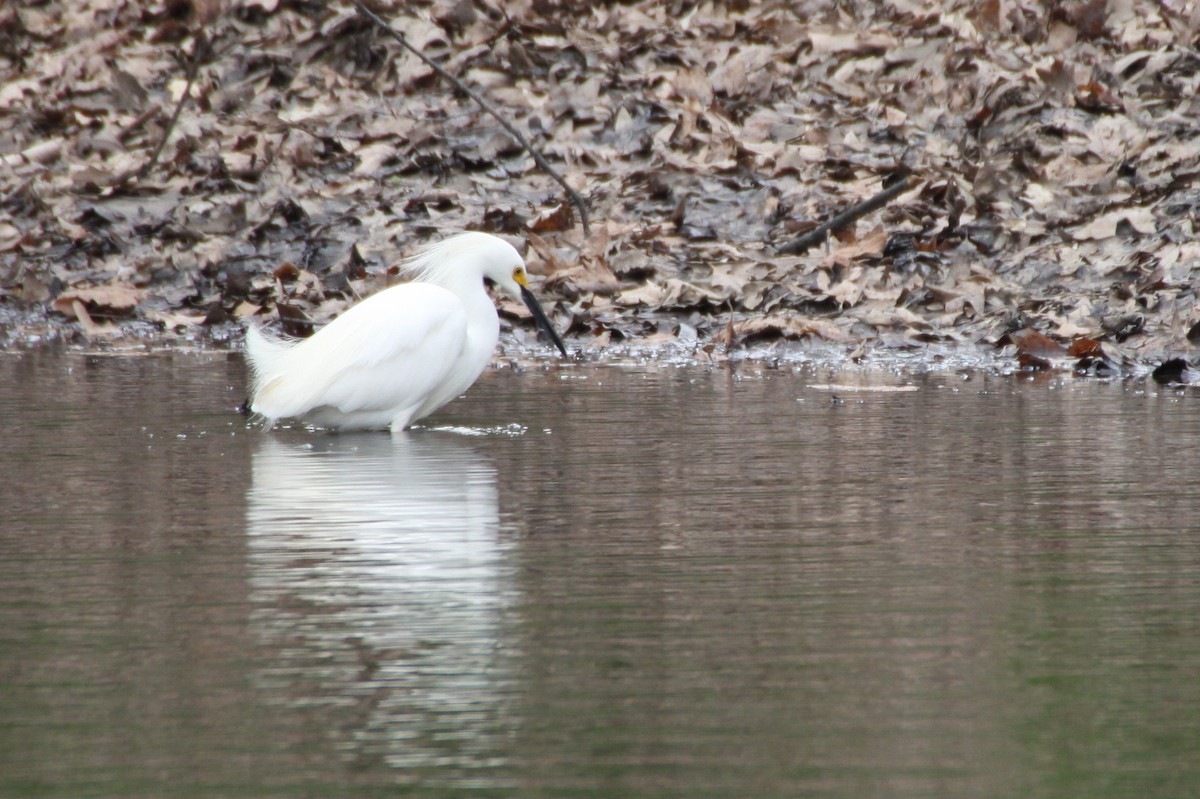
[246,434,512,774]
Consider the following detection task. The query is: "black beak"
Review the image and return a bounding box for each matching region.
[520,285,568,357]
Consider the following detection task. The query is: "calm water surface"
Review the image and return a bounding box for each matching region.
[1,351,1198,798]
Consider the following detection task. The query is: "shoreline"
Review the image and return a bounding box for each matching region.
[1,310,1179,385]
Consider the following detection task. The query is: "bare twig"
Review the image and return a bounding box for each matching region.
[778,175,915,255]
[107,34,210,190]
[137,37,206,179]
[116,104,164,145]
[352,0,591,235]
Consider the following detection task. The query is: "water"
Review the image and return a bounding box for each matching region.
[1,351,1198,798]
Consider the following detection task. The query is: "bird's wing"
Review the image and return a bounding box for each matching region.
[251,284,468,420]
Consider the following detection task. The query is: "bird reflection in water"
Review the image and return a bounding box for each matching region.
[245,434,514,776]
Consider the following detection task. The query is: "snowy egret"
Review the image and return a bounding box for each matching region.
[245,232,567,432]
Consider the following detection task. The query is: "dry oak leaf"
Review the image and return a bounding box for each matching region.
[616,278,724,309]
[1070,206,1157,240]
[142,309,207,330]
[1007,328,1067,359]
[823,226,887,269]
[807,28,895,55]
[51,284,146,319]
[529,203,575,233]
[733,315,853,344]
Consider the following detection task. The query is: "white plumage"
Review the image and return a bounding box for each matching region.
[244,232,566,432]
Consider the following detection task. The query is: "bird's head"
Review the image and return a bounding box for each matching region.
[411,232,568,356]
[497,255,569,359]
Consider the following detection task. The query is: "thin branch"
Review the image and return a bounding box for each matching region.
[777,175,916,255]
[352,0,591,235]
[105,35,210,191]
[139,37,206,179]
[139,36,211,188]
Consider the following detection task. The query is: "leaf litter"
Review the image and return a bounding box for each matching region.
[1,0,1198,380]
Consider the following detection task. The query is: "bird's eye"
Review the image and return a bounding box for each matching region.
[512,267,523,281]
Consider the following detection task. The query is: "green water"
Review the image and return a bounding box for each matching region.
[1,352,1198,797]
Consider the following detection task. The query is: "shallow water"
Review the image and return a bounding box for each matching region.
[1,352,1198,798]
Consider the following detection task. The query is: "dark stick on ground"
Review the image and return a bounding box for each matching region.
[109,34,211,190]
[352,1,592,236]
[138,36,208,179]
[778,175,915,255]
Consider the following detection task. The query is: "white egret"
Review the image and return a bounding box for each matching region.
[245,231,567,432]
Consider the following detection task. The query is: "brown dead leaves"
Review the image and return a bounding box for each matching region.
[51,284,146,339]
[710,315,853,351]
[0,0,1197,367]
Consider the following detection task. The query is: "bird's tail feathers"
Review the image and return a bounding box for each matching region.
[244,324,300,417]
[244,324,294,374]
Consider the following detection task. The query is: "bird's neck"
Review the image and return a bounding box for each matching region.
[434,275,491,321]
[433,274,499,348]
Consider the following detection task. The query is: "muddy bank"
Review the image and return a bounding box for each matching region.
[2,1,1198,378]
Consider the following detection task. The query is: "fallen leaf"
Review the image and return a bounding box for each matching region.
[67,300,121,339]
[143,309,206,329]
[51,284,145,319]
[1006,328,1067,359]
[1070,207,1157,240]
[529,203,575,233]
[823,226,887,268]
[1018,352,1053,370]
[730,314,852,344]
